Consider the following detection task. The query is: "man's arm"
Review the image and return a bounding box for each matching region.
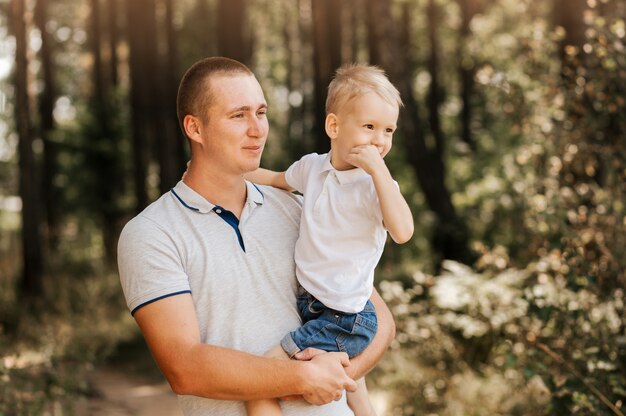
[347,288,395,379]
[244,168,293,192]
[295,288,395,380]
[134,293,356,403]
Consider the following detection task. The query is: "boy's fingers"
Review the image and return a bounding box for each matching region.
[294,347,325,361]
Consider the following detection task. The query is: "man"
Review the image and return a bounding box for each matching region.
[117,56,395,415]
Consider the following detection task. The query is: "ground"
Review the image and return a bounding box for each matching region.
[75,338,390,415]
[74,339,182,416]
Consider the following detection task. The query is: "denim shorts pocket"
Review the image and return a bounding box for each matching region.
[338,310,377,357]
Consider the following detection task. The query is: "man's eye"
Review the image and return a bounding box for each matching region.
[233,113,244,118]
[257,110,267,117]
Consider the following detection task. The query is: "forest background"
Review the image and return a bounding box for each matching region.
[1,0,625,414]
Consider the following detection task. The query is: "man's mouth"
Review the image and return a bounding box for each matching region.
[243,145,263,153]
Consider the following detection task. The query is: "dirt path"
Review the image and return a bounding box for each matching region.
[74,365,182,416]
[75,338,390,415]
[74,339,182,416]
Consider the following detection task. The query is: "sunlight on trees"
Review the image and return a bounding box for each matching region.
[0,0,624,414]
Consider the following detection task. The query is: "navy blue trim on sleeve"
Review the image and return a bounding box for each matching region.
[130,290,192,316]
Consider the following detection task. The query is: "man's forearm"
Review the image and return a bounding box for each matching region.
[136,293,359,403]
[170,343,307,399]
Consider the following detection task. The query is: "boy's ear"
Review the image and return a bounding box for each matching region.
[183,115,203,144]
[325,113,339,139]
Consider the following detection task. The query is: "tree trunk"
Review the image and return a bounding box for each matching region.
[427,0,444,159]
[553,0,587,55]
[34,0,60,251]
[89,0,121,264]
[367,0,472,266]
[311,0,342,154]
[13,0,44,295]
[216,0,251,64]
[127,0,160,211]
[283,1,305,159]
[158,0,186,193]
[107,0,119,87]
[457,0,482,151]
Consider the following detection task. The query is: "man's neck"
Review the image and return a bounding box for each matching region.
[183,165,247,218]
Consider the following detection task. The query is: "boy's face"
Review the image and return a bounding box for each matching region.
[327,92,398,171]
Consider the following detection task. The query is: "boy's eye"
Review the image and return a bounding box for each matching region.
[386,128,394,133]
[364,124,374,130]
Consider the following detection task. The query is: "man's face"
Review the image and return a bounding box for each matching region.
[198,74,269,175]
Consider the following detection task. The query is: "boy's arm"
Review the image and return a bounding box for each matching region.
[134,293,357,403]
[347,145,414,244]
[294,289,395,380]
[244,168,293,192]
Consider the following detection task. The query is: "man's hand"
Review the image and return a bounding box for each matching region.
[284,351,356,405]
[280,348,329,402]
[345,145,386,176]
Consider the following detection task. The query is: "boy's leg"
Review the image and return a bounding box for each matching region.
[245,346,289,416]
[347,377,377,416]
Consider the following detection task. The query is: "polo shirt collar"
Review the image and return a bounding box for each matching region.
[170,180,264,214]
[320,152,370,185]
[245,180,265,206]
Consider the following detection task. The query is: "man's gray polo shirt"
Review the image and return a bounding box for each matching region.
[118,180,353,415]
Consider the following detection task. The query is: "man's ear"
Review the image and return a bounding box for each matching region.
[183,115,202,144]
[325,113,339,139]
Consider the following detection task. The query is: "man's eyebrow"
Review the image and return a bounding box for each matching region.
[228,103,268,114]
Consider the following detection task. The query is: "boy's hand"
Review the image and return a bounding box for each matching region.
[346,145,387,176]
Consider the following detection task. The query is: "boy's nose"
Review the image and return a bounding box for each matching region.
[372,133,385,146]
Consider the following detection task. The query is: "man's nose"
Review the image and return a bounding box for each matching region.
[248,117,266,138]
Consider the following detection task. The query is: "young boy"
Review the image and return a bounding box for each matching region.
[245,63,414,416]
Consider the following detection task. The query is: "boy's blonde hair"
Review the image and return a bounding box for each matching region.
[325,63,403,115]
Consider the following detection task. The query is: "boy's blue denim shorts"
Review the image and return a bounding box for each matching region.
[280,288,378,358]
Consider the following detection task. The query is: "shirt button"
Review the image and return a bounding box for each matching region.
[334,314,339,318]
[215,209,222,214]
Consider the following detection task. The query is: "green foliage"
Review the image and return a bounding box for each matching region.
[0,246,137,415]
[373,0,626,414]
[380,257,624,415]
[1,0,625,413]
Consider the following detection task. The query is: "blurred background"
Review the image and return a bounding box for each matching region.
[1,0,625,414]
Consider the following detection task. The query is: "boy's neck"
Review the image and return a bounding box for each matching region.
[329,148,352,171]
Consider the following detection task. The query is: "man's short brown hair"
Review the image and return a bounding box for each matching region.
[176,57,253,138]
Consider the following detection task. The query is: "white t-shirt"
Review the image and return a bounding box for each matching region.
[118,180,353,416]
[285,153,388,313]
